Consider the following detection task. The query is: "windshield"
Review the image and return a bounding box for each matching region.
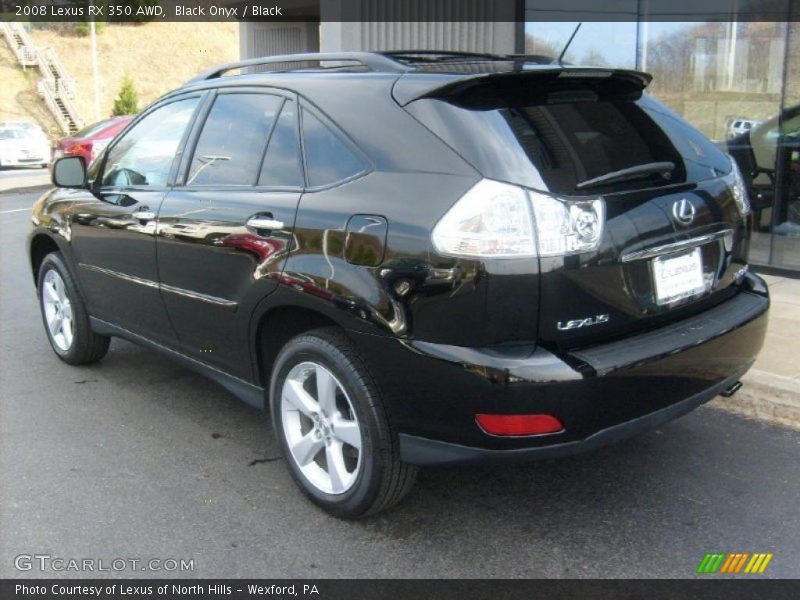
[407,91,730,195]
[0,129,21,140]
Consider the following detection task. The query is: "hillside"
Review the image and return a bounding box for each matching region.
[1,22,239,136]
[0,41,61,134]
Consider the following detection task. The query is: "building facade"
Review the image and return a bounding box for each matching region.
[240,3,800,273]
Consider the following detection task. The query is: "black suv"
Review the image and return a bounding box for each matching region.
[31,52,769,518]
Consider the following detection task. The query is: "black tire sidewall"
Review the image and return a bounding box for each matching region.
[37,253,93,363]
[270,333,387,518]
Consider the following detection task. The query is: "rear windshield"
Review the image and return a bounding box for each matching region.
[406,88,730,195]
[74,118,118,138]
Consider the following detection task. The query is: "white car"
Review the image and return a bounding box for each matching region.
[727,119,763,140]
[0,119,45,133]
[0,128,50,168]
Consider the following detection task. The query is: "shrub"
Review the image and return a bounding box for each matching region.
[112,75,139,116]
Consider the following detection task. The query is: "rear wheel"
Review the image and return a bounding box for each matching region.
[37,253,110,365]
[270,327,417,519]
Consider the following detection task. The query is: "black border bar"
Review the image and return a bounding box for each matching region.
[0,0,799,23]
[3,580,800,600]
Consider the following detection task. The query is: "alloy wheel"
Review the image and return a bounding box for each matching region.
[280,361,362,495]
[41,269,74,352]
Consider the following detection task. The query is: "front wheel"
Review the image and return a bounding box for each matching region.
[270,327,417,519]
[37,252,110,365]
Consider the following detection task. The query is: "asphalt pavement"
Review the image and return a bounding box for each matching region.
[2,189,800,579]
[0,167,50,193]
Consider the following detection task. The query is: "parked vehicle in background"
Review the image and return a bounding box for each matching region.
[52,116,133,166]
[727,118,762,140]
[0,119,46,135]
[0,127,50,169]
[32,51,769,518]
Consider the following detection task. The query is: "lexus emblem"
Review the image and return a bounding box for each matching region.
[672,198,696,226]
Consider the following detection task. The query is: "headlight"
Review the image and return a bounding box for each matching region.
[432,179,605,259]
[726,154,751,219]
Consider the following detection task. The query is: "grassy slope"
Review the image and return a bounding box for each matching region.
[2,22,238,136]
[0,41,61,135]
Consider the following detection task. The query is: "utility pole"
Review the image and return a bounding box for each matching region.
[90,2,101,121]
[726,0,739,91]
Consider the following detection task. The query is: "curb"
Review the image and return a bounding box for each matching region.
[708,369,800,430]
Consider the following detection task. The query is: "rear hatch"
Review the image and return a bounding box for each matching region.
[402,67,749,350]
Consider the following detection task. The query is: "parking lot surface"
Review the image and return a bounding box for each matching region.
[2,189,800,578]
[0,167,49,193]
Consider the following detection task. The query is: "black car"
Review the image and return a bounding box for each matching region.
[30,51,768,518]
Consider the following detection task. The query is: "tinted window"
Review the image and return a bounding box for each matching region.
[188,93,283,186]
[408,89,730,194]
[259,100,303,187]
[301,108,366,187]
[102,98,199,187]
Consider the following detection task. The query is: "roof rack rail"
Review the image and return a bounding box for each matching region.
[382,50,506,62]
[188,52,408,83]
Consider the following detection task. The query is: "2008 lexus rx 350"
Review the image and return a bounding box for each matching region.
[29,52,769,518]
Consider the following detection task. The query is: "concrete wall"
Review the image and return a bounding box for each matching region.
[240,0,519,59]
[239,22,319,60]
[319,21,516,54]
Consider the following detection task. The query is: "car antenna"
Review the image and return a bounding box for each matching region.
[553,23,582,66]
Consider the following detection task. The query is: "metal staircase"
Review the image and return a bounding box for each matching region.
[1,23,83,134]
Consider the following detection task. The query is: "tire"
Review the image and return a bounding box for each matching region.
[270,327,417,519]
[37,252,110,365]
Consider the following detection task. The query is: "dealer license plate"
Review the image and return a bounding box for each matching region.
[652,247,706,305]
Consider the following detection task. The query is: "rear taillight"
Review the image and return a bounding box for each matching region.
[725,154,751,219]
[65,142,93,161]
[476,413,564,436]
[431,179,536,257]
[431,178,605,259]
[529,191,605,257]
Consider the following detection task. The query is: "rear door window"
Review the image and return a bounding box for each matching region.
[187,93,283,186]
[259,99,303,188]
[301,107,367,188]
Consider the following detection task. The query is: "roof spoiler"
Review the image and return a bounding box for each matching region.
[392,67,653,106]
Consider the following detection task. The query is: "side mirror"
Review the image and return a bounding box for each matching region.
[52,156,87,188]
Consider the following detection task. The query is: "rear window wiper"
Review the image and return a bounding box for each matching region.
[576,161,675,190]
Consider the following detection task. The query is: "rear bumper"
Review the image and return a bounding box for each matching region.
[0,155,47,166]
[350,276,769,466]
[398,371,744,466]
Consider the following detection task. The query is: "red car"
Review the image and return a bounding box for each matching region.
[52,116,133,165]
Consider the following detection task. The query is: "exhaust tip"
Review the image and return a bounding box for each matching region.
[721,381,743,398]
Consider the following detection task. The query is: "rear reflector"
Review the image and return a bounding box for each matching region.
[475,414,563,437]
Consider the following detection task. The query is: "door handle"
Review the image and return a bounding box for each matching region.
[247,217,284,231]
[131,209,156,221]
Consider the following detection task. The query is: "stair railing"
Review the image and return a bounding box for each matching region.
[41,47,77,98]
[3,23,84,134]
[1,22,38,66]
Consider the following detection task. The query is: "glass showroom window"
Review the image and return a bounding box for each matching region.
[640,22,788,268]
